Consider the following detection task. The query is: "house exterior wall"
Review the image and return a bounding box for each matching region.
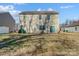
[63,26,79,32]
[0,12,15,32]
[0,26,9,33]
[50,15,59,33]
[19,12,59,33]
[76,26,79,32]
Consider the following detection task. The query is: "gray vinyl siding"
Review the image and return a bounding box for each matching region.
[0,12,15,32]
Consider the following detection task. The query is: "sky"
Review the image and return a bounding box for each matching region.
[0,3,79,24]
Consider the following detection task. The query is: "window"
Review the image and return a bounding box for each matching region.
[23,15,26,20]
[47,14,50,20]
[39,15,41,20]
[75,26,77,31]
[39,25,45,30]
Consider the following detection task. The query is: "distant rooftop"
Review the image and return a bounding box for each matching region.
[61,20,79,27]
[20,11,59,15]
[0,12,10,14]
[68,21,79,27]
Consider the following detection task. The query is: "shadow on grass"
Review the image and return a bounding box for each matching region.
[0,35,29,49]
[0,33,43,49]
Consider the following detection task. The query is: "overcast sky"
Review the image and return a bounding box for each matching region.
[0,3,79,24]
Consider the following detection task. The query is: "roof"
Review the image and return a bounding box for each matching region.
[68,23,79,27]
[0,12,8,14]
[19,11,59,15]
[0,12,15,23]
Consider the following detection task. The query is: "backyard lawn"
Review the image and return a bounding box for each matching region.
[0,35,10,41]
[0,32,79,56]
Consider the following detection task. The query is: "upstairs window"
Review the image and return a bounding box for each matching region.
[23,15,26,20]
[39,15,42,20]
[47,14,50,20]
[23,15,26,23]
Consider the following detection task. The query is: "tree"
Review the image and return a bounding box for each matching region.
[18,25,26,33]
[65,19,69,25]
[69,20,73,25]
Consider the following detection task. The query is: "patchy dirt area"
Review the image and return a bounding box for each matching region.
[0,33,79,56]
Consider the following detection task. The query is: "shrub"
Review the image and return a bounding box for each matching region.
[18,25,26,33]
[63,30,68,32]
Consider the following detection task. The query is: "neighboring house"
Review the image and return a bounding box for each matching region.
[19,11,59,33]
[0,12,15,33]
[0,26,9,34]
[61,20,79,32]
